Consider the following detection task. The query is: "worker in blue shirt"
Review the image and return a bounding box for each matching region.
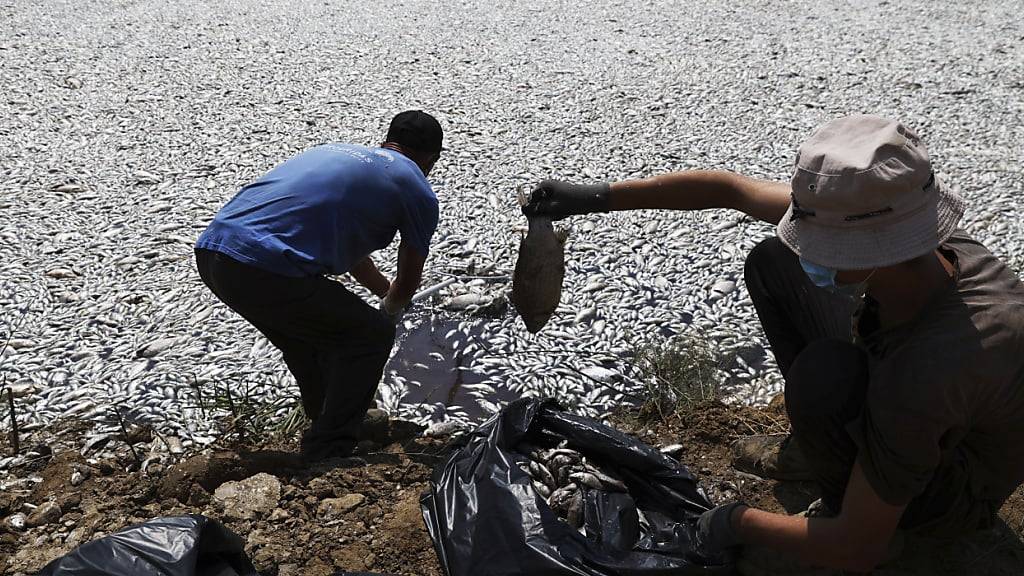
[195,111,442,462]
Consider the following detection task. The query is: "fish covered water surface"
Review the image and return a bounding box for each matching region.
[512,185,569,333]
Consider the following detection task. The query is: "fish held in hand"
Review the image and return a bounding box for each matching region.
[512,185,569,333]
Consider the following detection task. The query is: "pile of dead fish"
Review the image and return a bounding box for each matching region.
[517,441,627,530]
[1,0,1021,448]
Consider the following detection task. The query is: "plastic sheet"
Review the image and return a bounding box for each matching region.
[36,515,257,576]
[420,398,734,575]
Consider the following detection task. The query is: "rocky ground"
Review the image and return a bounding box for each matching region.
[2,411,445,575]
[3,401,1023,575]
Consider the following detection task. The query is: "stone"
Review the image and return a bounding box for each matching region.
[0,492,13,515]
[306,477,335,498]
[361,409,390,443]
[188,488,211,507]
[65,526,90,548]
[57,492,81,512]
[251,547,278,569]
[388,418,426,442]
[154,436,184,455]
[213,473,282,520]
[3,513,26,531]
[317,493,365,517]
[245,528,274,549]
[26,502,62,527]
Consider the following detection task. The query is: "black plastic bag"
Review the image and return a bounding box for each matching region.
[36,514,257,576]
[420,398,734,575]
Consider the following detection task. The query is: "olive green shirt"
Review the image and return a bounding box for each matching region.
[849,231,1024,507]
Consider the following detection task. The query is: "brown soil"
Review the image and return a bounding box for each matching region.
[1,429,449,576]
[3,400,1023,575]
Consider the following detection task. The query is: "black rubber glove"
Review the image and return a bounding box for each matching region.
[521,179,611,220]
[694,502,747,560]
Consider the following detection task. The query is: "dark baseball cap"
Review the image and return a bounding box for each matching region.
[386,110,443,156]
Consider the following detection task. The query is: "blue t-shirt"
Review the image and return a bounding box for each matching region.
[196,144,438,277]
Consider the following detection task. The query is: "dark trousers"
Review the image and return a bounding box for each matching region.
[195,248,395,459]
[744,238,993,534]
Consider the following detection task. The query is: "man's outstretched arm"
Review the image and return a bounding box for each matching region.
[609,171,791,225]
[524,171,791,225]
[705,461,905,572]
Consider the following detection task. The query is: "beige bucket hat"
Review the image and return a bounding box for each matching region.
[776,115,965,270]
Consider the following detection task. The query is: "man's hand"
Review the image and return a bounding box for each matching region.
[521,180,611,220]
[695,502,748,559]
[380,294,408,325]
[731,461,905,572]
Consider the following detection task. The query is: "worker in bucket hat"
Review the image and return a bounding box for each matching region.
[524,115,1024,571]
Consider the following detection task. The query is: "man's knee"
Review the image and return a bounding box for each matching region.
[785,339,868,427]
[744,237,793,292]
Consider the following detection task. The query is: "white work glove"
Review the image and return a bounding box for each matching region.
[380,295,408,325]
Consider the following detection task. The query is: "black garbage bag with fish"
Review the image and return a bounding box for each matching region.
[420,398,735,576]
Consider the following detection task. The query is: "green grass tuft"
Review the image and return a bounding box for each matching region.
[629,332,731,423]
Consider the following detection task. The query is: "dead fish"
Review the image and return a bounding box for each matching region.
[569,471,604,490]
[529,460,557,490]
[532,480,552,499]
[581,464,628,492]
[548,454,576,472]
[566,490,584,528]
[570,469,627,492]
[548,483,578,510]
[512,185,569,333]
[659,444,684,456]
[52,183,85,193]
[136,337,177,358]
[546,448,583,461]
[447,293,489,310]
